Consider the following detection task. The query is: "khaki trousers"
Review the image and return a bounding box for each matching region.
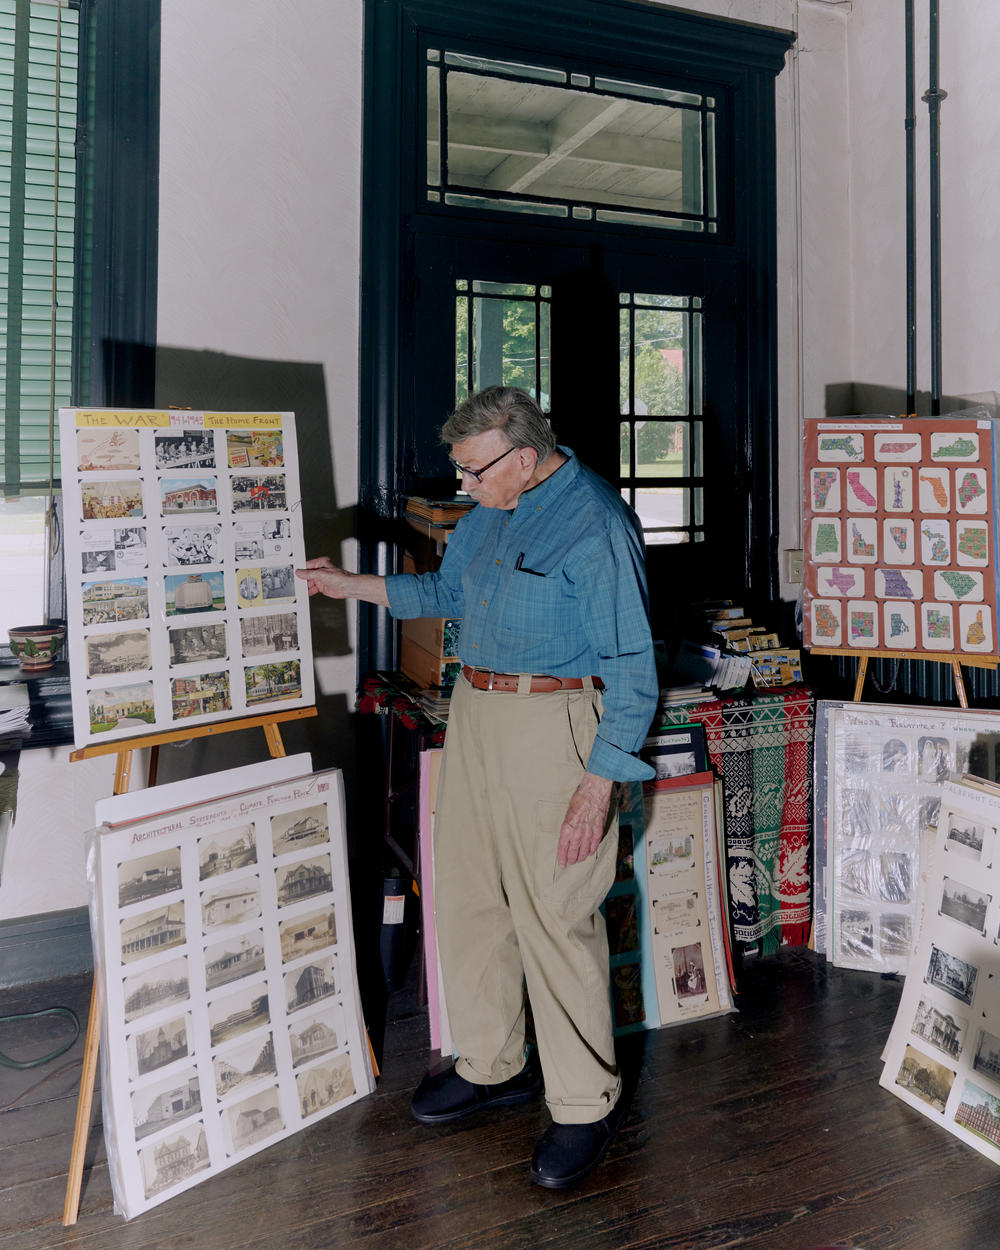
[433,673,620,1124]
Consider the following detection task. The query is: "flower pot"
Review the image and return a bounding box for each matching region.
[8,624,66,671]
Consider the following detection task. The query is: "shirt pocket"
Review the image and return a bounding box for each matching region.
[496,569,571,641]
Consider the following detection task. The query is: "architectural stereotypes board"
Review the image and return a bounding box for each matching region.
[803,411,1000,657]
[59,408,314,746]
[87,766,373,1220]
[881,776,1000,1169]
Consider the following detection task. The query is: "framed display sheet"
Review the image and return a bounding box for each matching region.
[823,701,1000,974]
[802,410,1000,656]
[640,773,734,1027]
[59,408,315,747]
[86,766,374,1220]
[880,776,1000,1168]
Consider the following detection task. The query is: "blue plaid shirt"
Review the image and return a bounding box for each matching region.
[386,449,657,781]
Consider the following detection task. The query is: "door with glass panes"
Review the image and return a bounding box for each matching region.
[405,234,746,623]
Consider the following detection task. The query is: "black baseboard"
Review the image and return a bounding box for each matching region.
[0,907,93,988]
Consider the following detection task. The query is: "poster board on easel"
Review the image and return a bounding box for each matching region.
[802,411,1000,659]
[85,760,375,1220]
[59,408,315,748]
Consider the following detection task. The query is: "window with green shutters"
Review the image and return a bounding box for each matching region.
[0,0,78,500]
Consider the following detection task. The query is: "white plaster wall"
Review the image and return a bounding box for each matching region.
[156,0,363,699]
[850,0,1000,403]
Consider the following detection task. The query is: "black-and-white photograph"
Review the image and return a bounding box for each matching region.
[81,547,117,575]
[946,814,987,860]
[842,737,869,774]
[131,1013,191,1078]
[199,824,257,880]
[878,852,912,904]
[671,942,707,1000]
[279,907,336,963]
[163,524,221,567]
[272,805,329,855]
[233,516,292,561]
[296,1053,355,1119]
[925,943,979,1005]
[85,628,152,678]
[879,913,912,958]
[838,849,873,899]
[208,985,270,1047]
[123,956,189,1024]
[839,908,875,959]
[132,1070,202,1141]
[154,432,216,470]
[240,612,299,656]
[912,995,967,1059]
[201,877,261,931]
[839,789,876,839]
[921,795,943,835]
[168,622,228,667]
[882,737,911,773]
[138,1122,210,1200]
[275,854,333,908]
[225,1087,284,1153]
[878,792,913,833]
[213,1033,277,1099]
[972,1028,1000,1084]
[231,473,287,512]
[80,528,147,575]
[205,930,266,990]
[288,1007,340,1067]
[894,1043,956,1113]
[283,953,338,1014]
[118,847,182,907]
[918,735,952,782]
[940,876,991,933]
[120,903,186,965]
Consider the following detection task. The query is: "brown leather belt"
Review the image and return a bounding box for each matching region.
[461,666,603,694]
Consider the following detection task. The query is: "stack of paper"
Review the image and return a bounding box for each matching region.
[0,683,30,746]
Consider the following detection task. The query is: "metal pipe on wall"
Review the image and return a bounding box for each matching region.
[924,0,947,415]
[905,0,917,415]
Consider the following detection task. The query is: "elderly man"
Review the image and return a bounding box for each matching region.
[297,386,657,1188]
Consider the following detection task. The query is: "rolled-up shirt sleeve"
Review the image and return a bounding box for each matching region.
[384,515,471,620]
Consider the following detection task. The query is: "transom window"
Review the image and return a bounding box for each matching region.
[619,292,704,545]
[427,50,717,233]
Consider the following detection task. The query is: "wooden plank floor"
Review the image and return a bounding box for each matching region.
[1,950,998,1250]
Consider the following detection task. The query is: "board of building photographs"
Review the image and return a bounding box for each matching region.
[86,767,373,1220]
[823,701,1000,974]
[802,410,1000,656]
[637,775,733,1028]
[60,408,314,747]
[880,776,1000,1168]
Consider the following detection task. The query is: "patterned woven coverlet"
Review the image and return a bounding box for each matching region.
[662,688,815,952]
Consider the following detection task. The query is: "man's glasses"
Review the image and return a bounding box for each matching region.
[449,444,517,483]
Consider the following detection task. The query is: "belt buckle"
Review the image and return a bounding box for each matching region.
[487,670,495,692]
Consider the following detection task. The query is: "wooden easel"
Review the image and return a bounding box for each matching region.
[61,706,317,1226]
[810,647,1000,706]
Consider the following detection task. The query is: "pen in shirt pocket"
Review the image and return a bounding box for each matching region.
[515,552,546,576]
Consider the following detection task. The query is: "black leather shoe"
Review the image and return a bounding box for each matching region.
[411,1050,543,1125]
[529,1098,626,1189]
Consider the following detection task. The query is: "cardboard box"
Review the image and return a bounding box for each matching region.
[400,635,461,691]
[401,615,461,659]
